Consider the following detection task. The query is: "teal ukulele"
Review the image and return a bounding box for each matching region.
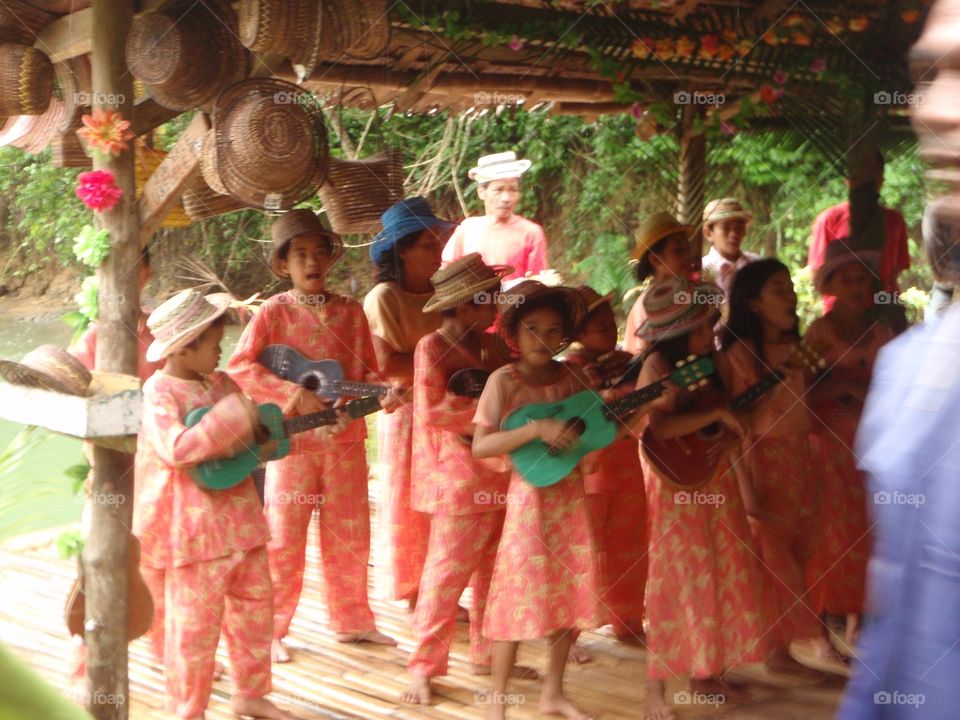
[502,357,714,488]
[185,395,383,490]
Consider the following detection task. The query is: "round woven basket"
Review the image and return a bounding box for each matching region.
[239,0,322,73]
[213,78,329,210]
[198,128,229,195]
[318,0,390,61]
[55,54,91,132]
[0,44,54,116]
[182,173,249,221]
[126,0,248,112]
[318,149,405,234]
[11,96,65,153]
[0,2,54,44]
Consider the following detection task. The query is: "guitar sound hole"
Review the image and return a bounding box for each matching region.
[699,421,723,439]
[300,373,321,393]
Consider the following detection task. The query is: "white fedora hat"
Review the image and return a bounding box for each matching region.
[468,151,532,183]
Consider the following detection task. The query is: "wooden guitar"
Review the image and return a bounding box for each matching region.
[185,395,383,490]
[502,357,714,488]
[65,532,154,642]
[257,344,390,400]
[641,340,827,489]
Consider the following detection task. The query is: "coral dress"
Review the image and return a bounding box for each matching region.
[474,363,600,640]
[639,353,769,679]
[804,316,893,615]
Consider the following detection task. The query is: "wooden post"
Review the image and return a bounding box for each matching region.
[677,104,707,265]
[85,1,138,718]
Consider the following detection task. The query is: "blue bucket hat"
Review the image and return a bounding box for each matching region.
[369,197,456,265]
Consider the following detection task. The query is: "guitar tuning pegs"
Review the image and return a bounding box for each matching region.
[675,360,683,368]
[687,354,696,362]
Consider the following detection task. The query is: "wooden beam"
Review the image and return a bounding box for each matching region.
[677,104,707,264]
[35,7,91,62]
[131,97,182,136]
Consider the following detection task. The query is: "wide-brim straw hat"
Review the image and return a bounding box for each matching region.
[146,290,232,362]
[126,0,248,112]
[468,151,532,183]
[632,211,693,261]
[0,344,91,396]
[269,208,344,278]
[0,44,54,117]
[370,197,457,265]
[497,280,588,354]
[638,278,723,342]
[240,0,323,74]
[702,197,752,226]
[575,285,616,313]
[213,78,329,211]
[422,252,512,313]
[813,239,881,293]
[318,0,391,61]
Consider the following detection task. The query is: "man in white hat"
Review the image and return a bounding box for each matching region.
[441,151,548,281]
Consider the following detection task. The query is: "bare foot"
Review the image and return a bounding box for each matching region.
[766,647,825,679]
[539,692,594,719]
[471,663,540,680]
[214,660,226,681]
[335,629,397,646]
[643,679,675,720]
[271,638,292,664]
[230,695,296,719]
[568,644,592,665]
[400,674,431,705]
[811,636,849,665]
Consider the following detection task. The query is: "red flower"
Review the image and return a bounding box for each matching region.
[76,170,123,211]
[901,9,920,23]
[759,84,784,104]
[773,69,789,85]
[77,109,134,157]
[809,57,827,73]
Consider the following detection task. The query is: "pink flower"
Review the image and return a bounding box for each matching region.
[76,170,123,211]
[809,57,827,73]
[508,35,524,51]
[630,101,646,119]
[773,69,789,84]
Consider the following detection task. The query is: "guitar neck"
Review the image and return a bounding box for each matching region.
[281,396,383,436]
[731,369,785,410]
[330,380,390,397]
[606,380,666,419]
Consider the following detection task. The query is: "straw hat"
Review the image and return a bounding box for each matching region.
[146,290,231,362]
[0,2,54,45]
[497,280,587,354]
[0,44,54,117]
[318,0,390,61]
[0,345,91,396]
[575,285,616,314]
[468,151,532,183]
[422,253,512,313]
[269,209,344,278]
[702,198,752,226]
[369,197,456,265]
[813,239,881,293]
[126,0,248,112]
[638,278,723,342]
[213,78,329,210]
[632,212,692,261]
[239,0,323,75]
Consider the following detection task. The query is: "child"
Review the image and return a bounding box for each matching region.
[564,286,647,643]
[805,241,893,648]
[637,278,768,720]
[623,212,695,354]
[136,289,290,720]
[401,254,537,705]
[228,210,397,663]
[700,198,760,295]
[718,259,828,672]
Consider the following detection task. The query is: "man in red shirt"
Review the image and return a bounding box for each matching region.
[808,150,911,323]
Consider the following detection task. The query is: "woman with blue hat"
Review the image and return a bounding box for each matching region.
[363,197,456,609]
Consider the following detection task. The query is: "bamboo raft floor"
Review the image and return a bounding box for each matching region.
[1,491,849,719]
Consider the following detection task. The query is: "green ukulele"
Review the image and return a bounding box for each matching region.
[185,395,383,490]
[502,357,714,488]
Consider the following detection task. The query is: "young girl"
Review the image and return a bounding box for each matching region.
[473,281,640,720]
[564,286,647,643]
[637,279,768,720]
[623,212,695,354]
[718,259,827,672]
[805,242,893,648]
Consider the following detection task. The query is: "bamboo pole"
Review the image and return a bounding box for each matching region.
[85,1,137,719]
[677,105,707,265]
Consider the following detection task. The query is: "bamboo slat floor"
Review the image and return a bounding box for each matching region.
[0,476,849,720]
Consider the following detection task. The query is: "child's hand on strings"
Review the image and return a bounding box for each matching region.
[715,407,748,438]
[649,379,682,412]
[288,386,329,416]
[379,384,404,413]
[536,418,579,453]
[317,405,351,439]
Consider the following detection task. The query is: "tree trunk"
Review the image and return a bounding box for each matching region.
[677,104,707,267]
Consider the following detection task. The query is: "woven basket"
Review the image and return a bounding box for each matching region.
[127,0,248,112]
[239,0,322,74]
[50,131,91,167]
[0,2,54,44]
[182,174,249,221]
[22,0,90,11]
[213,78,329,210]
[318,150,405,234]
[0,44,54,116]
[318,0,390,61]
[198,128,229,195]
[55,54,91,132]
[11,96,65,153]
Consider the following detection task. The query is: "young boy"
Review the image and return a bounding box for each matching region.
[228,209,397,664]
[442,151,548,281]
[136,289,289,720]
[400,254,537,705]
[700,197,759,295]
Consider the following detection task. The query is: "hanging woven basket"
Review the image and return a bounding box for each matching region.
[318,0,390,61]
[181,173,250,221]
[318,150,405,234]
[0,2,53,44]
[239,0,322,75]
[50,131,91,168]
[0,44,54,116]
[55,54,91,132]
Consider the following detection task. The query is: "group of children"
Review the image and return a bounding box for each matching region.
[94,189,893,720]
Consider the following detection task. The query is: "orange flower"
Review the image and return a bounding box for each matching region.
[901,9,920,23]
[676,35,696,59]
[631,37,654,59]
[716,44,737,61]
[655,38,675,61]
[738,39,753,57]
[785,13,806,27]
[762,30,779,46]
[826,17,846,34]
[849,17,870,32]
[699,34,720,59]
[77,109,134,157]
[792,32,812,46]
